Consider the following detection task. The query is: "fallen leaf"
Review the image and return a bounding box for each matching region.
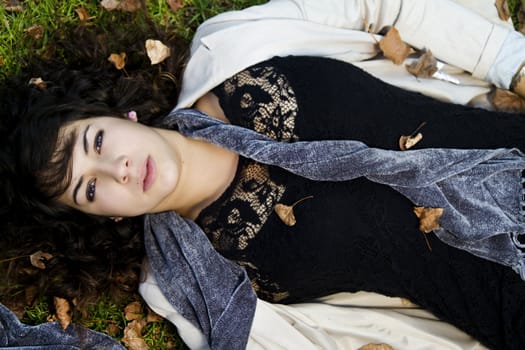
[75,7,90,21]
[167,0,183,12]
[108,52,126,70]
[413,207,444,233]
[24,25,44,40]
[359,343,394,350]
[379,27,411,65]
[145,39,171,65]
[146,308,163,323]
[274,195,314,226]
[2,0,24,12]
[405,49,438,78]
[489,88,525,113]
[495,0,510,21]
[122,319,148,350]
[54,297,72,330]
[105,322,120,337]
[100,0,141,12]
[29,251,53,269]
[399,133,423,150]
[124,300,143,321]
[28,77,47,90]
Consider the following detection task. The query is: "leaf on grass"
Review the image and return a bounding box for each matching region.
[489,88,525,113]
[2,0,24,12]
[167,0,184,12]
[495,0,510,21]
[28,77,47,90]
[359,343,394,350]
[274,195,314,226]
[75,7,90,21]
[29,251,53,269]
[108,52,126,70]
[100,0,141,12]
[413,207,444,233]
[54,297,72,330]
[122,319,148,350]
[405,49,438,78]
[399,133,423,150]
[379,27,411,65]
[146,308,163,323]
[24,25,44,40]
[145,39,171,65]
[124,300,143,321]
[105,322,120,337]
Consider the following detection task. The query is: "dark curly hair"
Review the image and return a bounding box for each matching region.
[0,21,188,312]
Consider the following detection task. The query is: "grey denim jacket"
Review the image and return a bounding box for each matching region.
[144,109,525,349]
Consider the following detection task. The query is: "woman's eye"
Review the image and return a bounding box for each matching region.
[94,130,104,154]
[86,178,97,202]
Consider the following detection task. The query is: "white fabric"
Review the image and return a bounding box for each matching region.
[175,0,514,109]
[140,0,519,348]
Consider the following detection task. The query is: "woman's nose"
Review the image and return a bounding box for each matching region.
[101,156,130,183]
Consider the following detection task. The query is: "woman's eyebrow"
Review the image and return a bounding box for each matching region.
[72,124,91,205]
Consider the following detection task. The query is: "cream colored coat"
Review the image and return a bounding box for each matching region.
[142,0,516,349]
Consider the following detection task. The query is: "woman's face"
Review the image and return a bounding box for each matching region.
[57,117,181,217]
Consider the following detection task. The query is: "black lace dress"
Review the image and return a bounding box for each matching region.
[195,56,525,350]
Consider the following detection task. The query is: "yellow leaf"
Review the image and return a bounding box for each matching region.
[379,27,411,65]
[54,297,71,330]
[75,7,90,21]
[29,250,53,269]
[122,319,148,350]
[488,88,525,114]
[413,207,444,233]
[274,203,296,226]
[145,39,171,65]
[399,133,423,150]
[108,52,126,70]
[495,0,510,21]
[405,49,438,78]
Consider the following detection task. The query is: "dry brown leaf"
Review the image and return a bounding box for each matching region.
[54,297,72,330]
[105,322,121,337]
[379,27,411,65]
[167,0,183,12]
[124,300,143,321]
[108,52,126,70]
[145,39,171,65]
[24,25,44,40]
[100,0,141,12]
[399,133,423,150]
[405,49,438,78]
[146,308,163,323]
[274,195,314,226]
[489,88,525,113]
[2,0,24,12]
[359,343,394,350]
[495,0,510,21]
[413,207,444,233]
[122,319,148,350]
[75,7,90,21]
[275,203,296,226]
[28,77,47,90]
[29,251,53,269]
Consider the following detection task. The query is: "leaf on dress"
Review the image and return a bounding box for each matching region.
[405,49,438,78]
[379,27,411,65]
[489,88,525,113]
[108,52,126,70]
[145,39,171,65]
[495,0,510,21]
[29,250,53,269]
[274,195,314,226]
[54,297,72,330]
[413,207,444,233]
[399,122,426,150]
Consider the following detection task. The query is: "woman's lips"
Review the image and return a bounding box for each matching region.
[143,156,156,192]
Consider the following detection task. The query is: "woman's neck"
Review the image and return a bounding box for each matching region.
[157,128,238,220]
